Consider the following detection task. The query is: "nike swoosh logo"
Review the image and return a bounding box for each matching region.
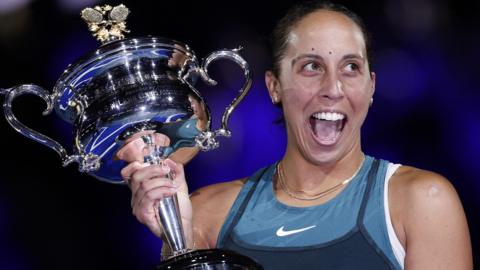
[276,225,317,237]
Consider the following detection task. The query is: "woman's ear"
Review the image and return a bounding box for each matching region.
[265,70,281,104]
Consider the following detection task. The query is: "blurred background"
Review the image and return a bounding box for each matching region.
[0,0,478,269]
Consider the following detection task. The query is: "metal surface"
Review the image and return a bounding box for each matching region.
[158,195,188,255]
[3,84,76,165]
[193,47,252,151]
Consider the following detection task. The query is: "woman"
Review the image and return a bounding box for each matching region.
[117,1,472,269]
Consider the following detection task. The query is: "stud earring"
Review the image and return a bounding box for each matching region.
[369,97,373,106]
[271,95,279,104]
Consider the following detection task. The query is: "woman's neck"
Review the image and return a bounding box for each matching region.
[280,144,365,194]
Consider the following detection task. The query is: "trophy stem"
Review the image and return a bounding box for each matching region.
[158,193,189,256]
[141,134,189,257]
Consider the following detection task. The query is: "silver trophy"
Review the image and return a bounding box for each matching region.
[0,4,262,269]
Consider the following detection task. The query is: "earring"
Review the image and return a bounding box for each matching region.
[271,95,279,104]
[369,97,373,106]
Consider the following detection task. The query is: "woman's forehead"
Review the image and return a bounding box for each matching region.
[286,10,366,56]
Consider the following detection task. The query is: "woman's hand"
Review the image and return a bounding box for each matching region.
[116,132,193,244]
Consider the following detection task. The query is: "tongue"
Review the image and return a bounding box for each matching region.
[312,119,341,144]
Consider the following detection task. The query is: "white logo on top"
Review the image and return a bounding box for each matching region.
[276,225,317,237]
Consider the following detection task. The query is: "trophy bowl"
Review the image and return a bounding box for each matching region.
[3,23,248,184]
[1,4,263,269]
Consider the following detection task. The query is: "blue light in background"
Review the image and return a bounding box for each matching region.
[440,108,480,183]
[375,48,428,113]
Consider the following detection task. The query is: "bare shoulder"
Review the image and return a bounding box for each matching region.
[389,166,472,269]
[190,178,246,206]
[390,165,457,202]
[389,166,462,215]
[189,178,247,247]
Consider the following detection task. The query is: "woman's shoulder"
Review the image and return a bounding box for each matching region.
[190,164,272,208]
[389,165,461,221]
[388,165,471,266]
[190,178,248,207]
[389,165,457,202]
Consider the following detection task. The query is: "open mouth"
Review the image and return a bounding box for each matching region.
[309,111,347,145]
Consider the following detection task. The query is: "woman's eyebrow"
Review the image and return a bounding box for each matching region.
[341,53,365,62]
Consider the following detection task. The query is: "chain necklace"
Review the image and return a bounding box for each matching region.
[276,157,365,201]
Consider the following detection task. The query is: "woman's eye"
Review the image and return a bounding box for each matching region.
[302,62,320,72]
[345,63,359,72]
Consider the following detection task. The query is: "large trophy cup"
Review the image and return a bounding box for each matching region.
[0,4,262,269]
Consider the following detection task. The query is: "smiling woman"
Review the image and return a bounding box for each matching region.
[117,1,473,269]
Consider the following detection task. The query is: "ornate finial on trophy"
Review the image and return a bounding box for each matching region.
[81,4,130,43]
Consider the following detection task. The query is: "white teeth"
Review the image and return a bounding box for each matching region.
[312,112,345,121]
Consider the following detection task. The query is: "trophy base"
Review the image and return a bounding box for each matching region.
[157,249,263,270]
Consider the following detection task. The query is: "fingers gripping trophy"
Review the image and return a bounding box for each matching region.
[0,4,263,269]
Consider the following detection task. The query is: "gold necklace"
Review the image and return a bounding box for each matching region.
[276,157,365,201]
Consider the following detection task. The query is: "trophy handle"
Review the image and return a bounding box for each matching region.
[194,47,252,151]
[2,84,83,167]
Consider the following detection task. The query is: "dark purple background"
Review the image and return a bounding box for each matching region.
[0,0,478,269]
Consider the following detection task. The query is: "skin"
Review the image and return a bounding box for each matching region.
[118,10,472,269]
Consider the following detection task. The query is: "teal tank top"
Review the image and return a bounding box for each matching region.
[216,156,402,269]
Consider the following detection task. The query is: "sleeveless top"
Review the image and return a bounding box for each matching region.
[216,156,403,269]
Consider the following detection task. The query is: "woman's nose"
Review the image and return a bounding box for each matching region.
[318,72,344,101]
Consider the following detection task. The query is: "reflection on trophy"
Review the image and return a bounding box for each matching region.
[0,4,262,269]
